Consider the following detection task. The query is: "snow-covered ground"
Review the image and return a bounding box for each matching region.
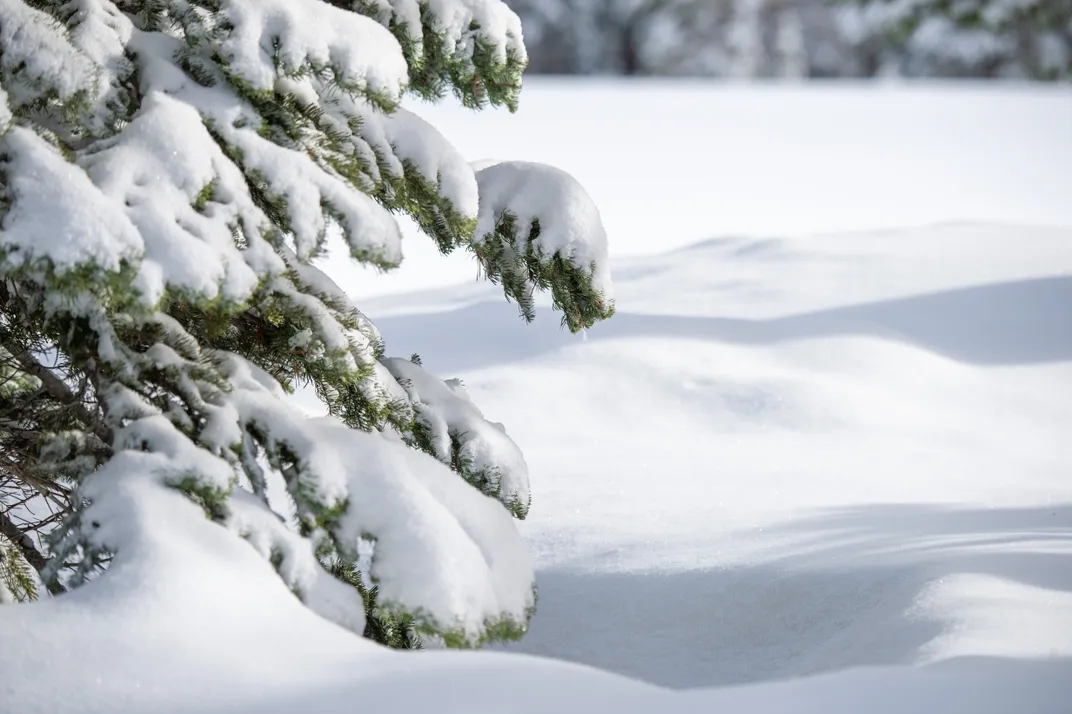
[369,222,1072,689]
[335,79,1072,299]
[360,82,1072,691]
[4,82,1071,712]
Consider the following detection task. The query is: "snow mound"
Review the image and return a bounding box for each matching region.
[0,480,1068,713]
[366,222,1072,691]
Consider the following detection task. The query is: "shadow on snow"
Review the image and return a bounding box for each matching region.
[498,503,1072,689]
[375,276,1072,373]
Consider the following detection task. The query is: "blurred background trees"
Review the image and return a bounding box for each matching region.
[509,0,1071,79]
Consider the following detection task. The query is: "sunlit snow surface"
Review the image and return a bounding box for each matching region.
[363,82,1072,691]
[2,82,1070,712]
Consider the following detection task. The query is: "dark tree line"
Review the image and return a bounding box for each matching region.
[510,0,1072,79]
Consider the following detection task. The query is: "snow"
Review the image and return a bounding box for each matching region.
[473,160,613,299]
[422,0,528,65]
[3,80,1072,712]
[63,0,133,69]
[368,219,1072,689]
[0,21,300,308]
[351,82,1070,697]
[331,80,1072,300]
[386,108,481,218]
[127,24,405,272]
[0,127,142,275]
[224,486,369,636]
[216,0,408,100]
[3,466,1069,713]
[4,0,550,642]
[0,0,135,137]
[1,475,1069,713]
[0,1,101,113]
[110,415,235,494]
[383,356,531,514]
[914,573,1072,662]
[361,0,527,67]
[81,91,261,304]
[218,354,537,642]
[328,424,535,642]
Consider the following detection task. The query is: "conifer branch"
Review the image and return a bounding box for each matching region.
[1,341,111,444]
[0,508,64,596]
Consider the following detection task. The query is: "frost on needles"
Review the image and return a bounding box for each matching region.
[0,0,614,648]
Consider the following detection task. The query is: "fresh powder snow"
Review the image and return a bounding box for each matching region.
[2,44,1070,714]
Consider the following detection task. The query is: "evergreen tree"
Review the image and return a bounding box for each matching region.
[840,0,1072,79]
[0,0,614,649]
